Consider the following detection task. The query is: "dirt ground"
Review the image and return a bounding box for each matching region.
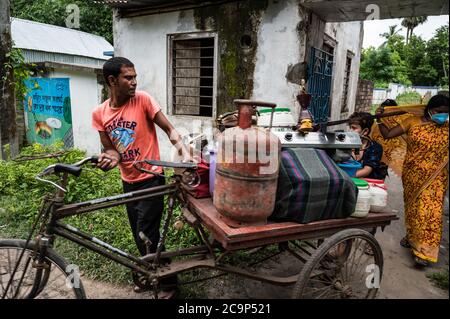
[81,170,449,299]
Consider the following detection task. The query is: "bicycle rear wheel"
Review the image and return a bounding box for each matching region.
[0,239,86,299]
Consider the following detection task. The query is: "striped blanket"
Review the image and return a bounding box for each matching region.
[270,148,358,224]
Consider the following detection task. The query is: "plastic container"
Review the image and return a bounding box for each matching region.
[257,107,296,127]
[361,178,388,212]
[337,161,362,177]
[351,178,371,218]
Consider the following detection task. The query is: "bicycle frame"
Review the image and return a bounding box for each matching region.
[4,166,213,299]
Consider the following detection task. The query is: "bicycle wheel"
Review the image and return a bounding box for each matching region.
[292,229,383,299]
[0,239,86,299]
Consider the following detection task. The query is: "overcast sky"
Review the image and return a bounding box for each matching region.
[363,15,449,48]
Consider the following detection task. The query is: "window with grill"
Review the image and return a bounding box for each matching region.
[341,51,353,113]
[168,33,216,117]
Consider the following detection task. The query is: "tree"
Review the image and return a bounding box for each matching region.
[380,25,402,47]
[401,16,428,44]
[361,23,447,88]
[359,46,410,88]
[0,0,19,159]
[427,24,449,86]
[404,35,438,86]
[11,0,113,44]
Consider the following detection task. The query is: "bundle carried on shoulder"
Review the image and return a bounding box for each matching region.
[270,148,357,224]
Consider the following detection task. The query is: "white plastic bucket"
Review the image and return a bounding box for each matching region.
[362,178,388,212]
[351,179,371,218]
[257,108,296,127]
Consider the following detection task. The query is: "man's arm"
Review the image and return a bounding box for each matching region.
[152,111,192,161]
[97,131,121,170]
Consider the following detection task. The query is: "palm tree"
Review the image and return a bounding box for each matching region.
[401,16,428,44]
[380,25,402,46]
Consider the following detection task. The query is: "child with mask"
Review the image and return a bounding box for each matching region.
[348,111,385,179]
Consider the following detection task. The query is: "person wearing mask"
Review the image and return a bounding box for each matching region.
[375,94,449,267]
[348,112,385,179]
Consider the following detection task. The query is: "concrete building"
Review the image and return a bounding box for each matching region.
[108,0,367,159]
[12,18,113,155]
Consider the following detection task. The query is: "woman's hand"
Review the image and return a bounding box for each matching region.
[375,105,385,117]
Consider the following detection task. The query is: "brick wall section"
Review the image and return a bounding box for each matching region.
[355,78,374,113]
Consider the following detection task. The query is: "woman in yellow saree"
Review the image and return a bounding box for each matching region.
[375,94,449,267]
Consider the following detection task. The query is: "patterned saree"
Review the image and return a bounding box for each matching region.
[371,105,449,262]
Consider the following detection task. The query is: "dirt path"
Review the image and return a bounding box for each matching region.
[80,171,448,299]
[375,172,448,299]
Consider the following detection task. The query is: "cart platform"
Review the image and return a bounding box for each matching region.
[187,196,398,250]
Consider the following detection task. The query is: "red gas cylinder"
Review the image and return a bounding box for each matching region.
[213,100,281,227]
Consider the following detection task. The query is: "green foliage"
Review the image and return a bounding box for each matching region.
[0,143,199,284]
[11,0,113,44]
[395,91,422,105]
[402,16,428,44]
[360,46,410,87]
[1,48,37,104]
[427,269,449,290]
[427,25,449,87]
[361,24,449,87]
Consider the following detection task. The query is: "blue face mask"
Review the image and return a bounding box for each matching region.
[430,113,449,125]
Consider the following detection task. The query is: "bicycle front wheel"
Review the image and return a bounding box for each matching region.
[0,239,86,299]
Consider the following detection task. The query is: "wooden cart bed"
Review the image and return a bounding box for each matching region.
[187,196,398,251]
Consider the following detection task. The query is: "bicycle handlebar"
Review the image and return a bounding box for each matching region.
[36,156,100,192]
[37,156,99,178]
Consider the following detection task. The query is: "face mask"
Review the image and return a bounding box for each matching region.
[430,112,449,125]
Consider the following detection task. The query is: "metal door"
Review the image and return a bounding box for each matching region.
[307,47,334,124]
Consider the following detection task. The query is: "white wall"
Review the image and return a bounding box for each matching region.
[372,83,440,105]
[325,21,364,122]
[113,1,364,158]
[114,10,215,160]
[50,69,103,155]
[252,0,302,110]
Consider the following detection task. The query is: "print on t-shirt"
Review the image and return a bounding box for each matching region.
[105,117,140,162]
[111,128,135,150]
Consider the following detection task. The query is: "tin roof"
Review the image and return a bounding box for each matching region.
[11,18,113,60]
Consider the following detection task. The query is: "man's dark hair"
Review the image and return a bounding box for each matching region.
[103,57,134,86]
[381,99,397,107]
[348,111,374,133]
[424,94,449,118]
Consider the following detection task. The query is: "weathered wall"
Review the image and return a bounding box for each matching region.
[113,0,364,158]
[252,0,305,115]
[325,21,364,122]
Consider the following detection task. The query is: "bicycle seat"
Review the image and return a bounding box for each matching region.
[143,160,197,170]
[53,164,82,177]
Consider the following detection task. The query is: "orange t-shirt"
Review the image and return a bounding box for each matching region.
[92,91,163,183]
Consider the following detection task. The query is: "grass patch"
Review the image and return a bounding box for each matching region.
[0,143,200,286]
[427,268,449,290]
[396,91,423,105]
[0,143,288,297]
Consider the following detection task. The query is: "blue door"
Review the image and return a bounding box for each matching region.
[307,47,334,124]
